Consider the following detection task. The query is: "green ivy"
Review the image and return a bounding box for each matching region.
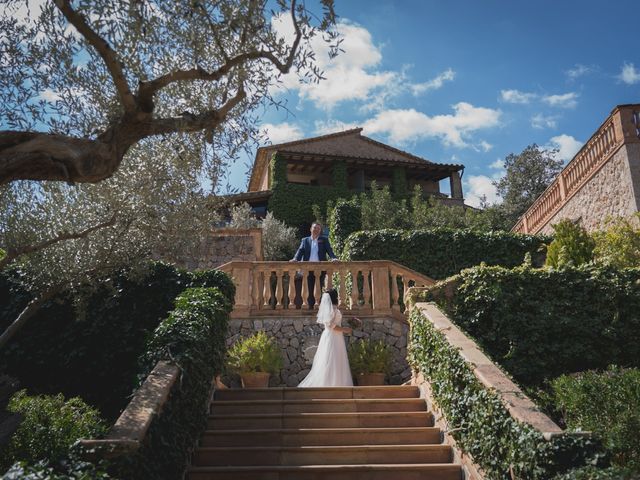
[391,167,408,199]
[268,153,350,230]
[419,265,640,386]
[108,287,232,479]
[408,308,601,479]
[343,228,549,279]
[328,198,362,256]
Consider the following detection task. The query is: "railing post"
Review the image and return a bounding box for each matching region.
[371,263,392,315]
[231,263,251,318]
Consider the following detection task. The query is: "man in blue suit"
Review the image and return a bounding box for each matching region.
[291,222,337,307]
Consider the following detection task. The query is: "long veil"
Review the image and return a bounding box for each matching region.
[316,292,334,327]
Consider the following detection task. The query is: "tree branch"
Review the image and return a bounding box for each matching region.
[137,0,302,105]
[142,85,247,137]
[54,0,137,114]
[0,214,117,270]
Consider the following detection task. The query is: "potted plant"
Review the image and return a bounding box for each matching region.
[348,338,392,386]
[226,331,283,388]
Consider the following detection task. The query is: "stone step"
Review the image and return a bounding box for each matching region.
[214,386,420,401]
[200,427,442,447]
[187,463,462,480]
[212,398,426,415]
[192,444,453,466]
[208,411,433,430]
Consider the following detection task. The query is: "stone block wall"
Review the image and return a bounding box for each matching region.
[540,144,640,234]
[225,315,411,387]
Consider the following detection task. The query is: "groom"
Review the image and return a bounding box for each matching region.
[291,222,338,307]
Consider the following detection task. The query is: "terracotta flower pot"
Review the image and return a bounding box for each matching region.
[240,371,271,388]
[356,372,386,386]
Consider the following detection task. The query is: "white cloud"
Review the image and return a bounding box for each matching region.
[477,141,493,153]
[411,68,456,95]
[464,175,500,207]
[543,92,579,109]
[618,62,640,85]
[500,89,537,104]
[489,159,504,170]
[362,102,501,148]
[531,113,558,129]
[314,119,359,136]
[565,64,593,80]
[261,122,304,145]
[548,134,583,162]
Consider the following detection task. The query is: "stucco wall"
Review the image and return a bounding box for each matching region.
[540,144,640,234]
[224,315,411,387]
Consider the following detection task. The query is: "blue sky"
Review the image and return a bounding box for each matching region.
[228,0,640,206]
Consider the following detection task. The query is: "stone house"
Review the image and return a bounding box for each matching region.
[513,104,640,234]
[228,128,465,232]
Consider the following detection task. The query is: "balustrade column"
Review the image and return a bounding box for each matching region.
[371,265,392,315]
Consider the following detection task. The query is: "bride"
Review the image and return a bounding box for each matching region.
[299,288,353,387]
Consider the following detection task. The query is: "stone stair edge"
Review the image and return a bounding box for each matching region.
[188,463,461,471]
[203,426,441,434]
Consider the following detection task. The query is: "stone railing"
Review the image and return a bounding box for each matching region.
[513,104,640,234]
[218,260,435,319]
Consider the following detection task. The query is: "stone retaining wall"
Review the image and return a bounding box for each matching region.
[225,316,411,387]
[540,143,640,234]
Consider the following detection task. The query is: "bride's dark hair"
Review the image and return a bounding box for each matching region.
[326,288,338,305]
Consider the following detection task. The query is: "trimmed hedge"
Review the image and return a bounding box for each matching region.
[408,308,601,479]
[108,287,232,479]
[328,198,362,256]
[343,228,549,279]
[421,265,640,387]
[0,262,235,421]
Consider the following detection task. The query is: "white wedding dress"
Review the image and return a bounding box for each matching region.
[298,294,353,387]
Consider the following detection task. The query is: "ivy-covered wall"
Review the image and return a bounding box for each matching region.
[267,153,351,230]
[342,228,549,279]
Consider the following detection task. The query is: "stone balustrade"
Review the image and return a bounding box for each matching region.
[513,104,640,234]
[218,260,435,319]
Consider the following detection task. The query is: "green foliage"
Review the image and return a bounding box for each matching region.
[261,212,298,261]
[348,338,392,375]
[268,154,350,230]
[2,391,106,471]
[553,465,640,480]
[552,367,640,469]
[328,198,362,257]
[109,286,232,479]
[0,262,235,421]
[493,144,564,226]
[593,214,640,268]
[418,265,640,386]
[226,331,284,375]
[343,228,548,279]
[360,181,409,230]
[3,460,112,480]
[546,219,595,268]
[408,308,600,478]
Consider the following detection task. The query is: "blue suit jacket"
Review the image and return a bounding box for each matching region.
[293,236,336,261]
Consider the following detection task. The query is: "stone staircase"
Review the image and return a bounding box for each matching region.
[187,385,462,480]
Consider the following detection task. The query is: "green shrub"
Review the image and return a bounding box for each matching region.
[546,219,595,269]
[2,391,106,471]
[3,460,112,479]
[420,265,640,386]
[0,262,234,421]
[593,214,640,269]
[348,338,392,375]
[553,465,640,479]
[408,308,600,478]
[360,182,410,230]
[226,331,284,375]
[552,367,640,469]
[109,286,232,479]
[343,228,548,279]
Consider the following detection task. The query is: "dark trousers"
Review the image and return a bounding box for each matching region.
[294,271,327,308]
